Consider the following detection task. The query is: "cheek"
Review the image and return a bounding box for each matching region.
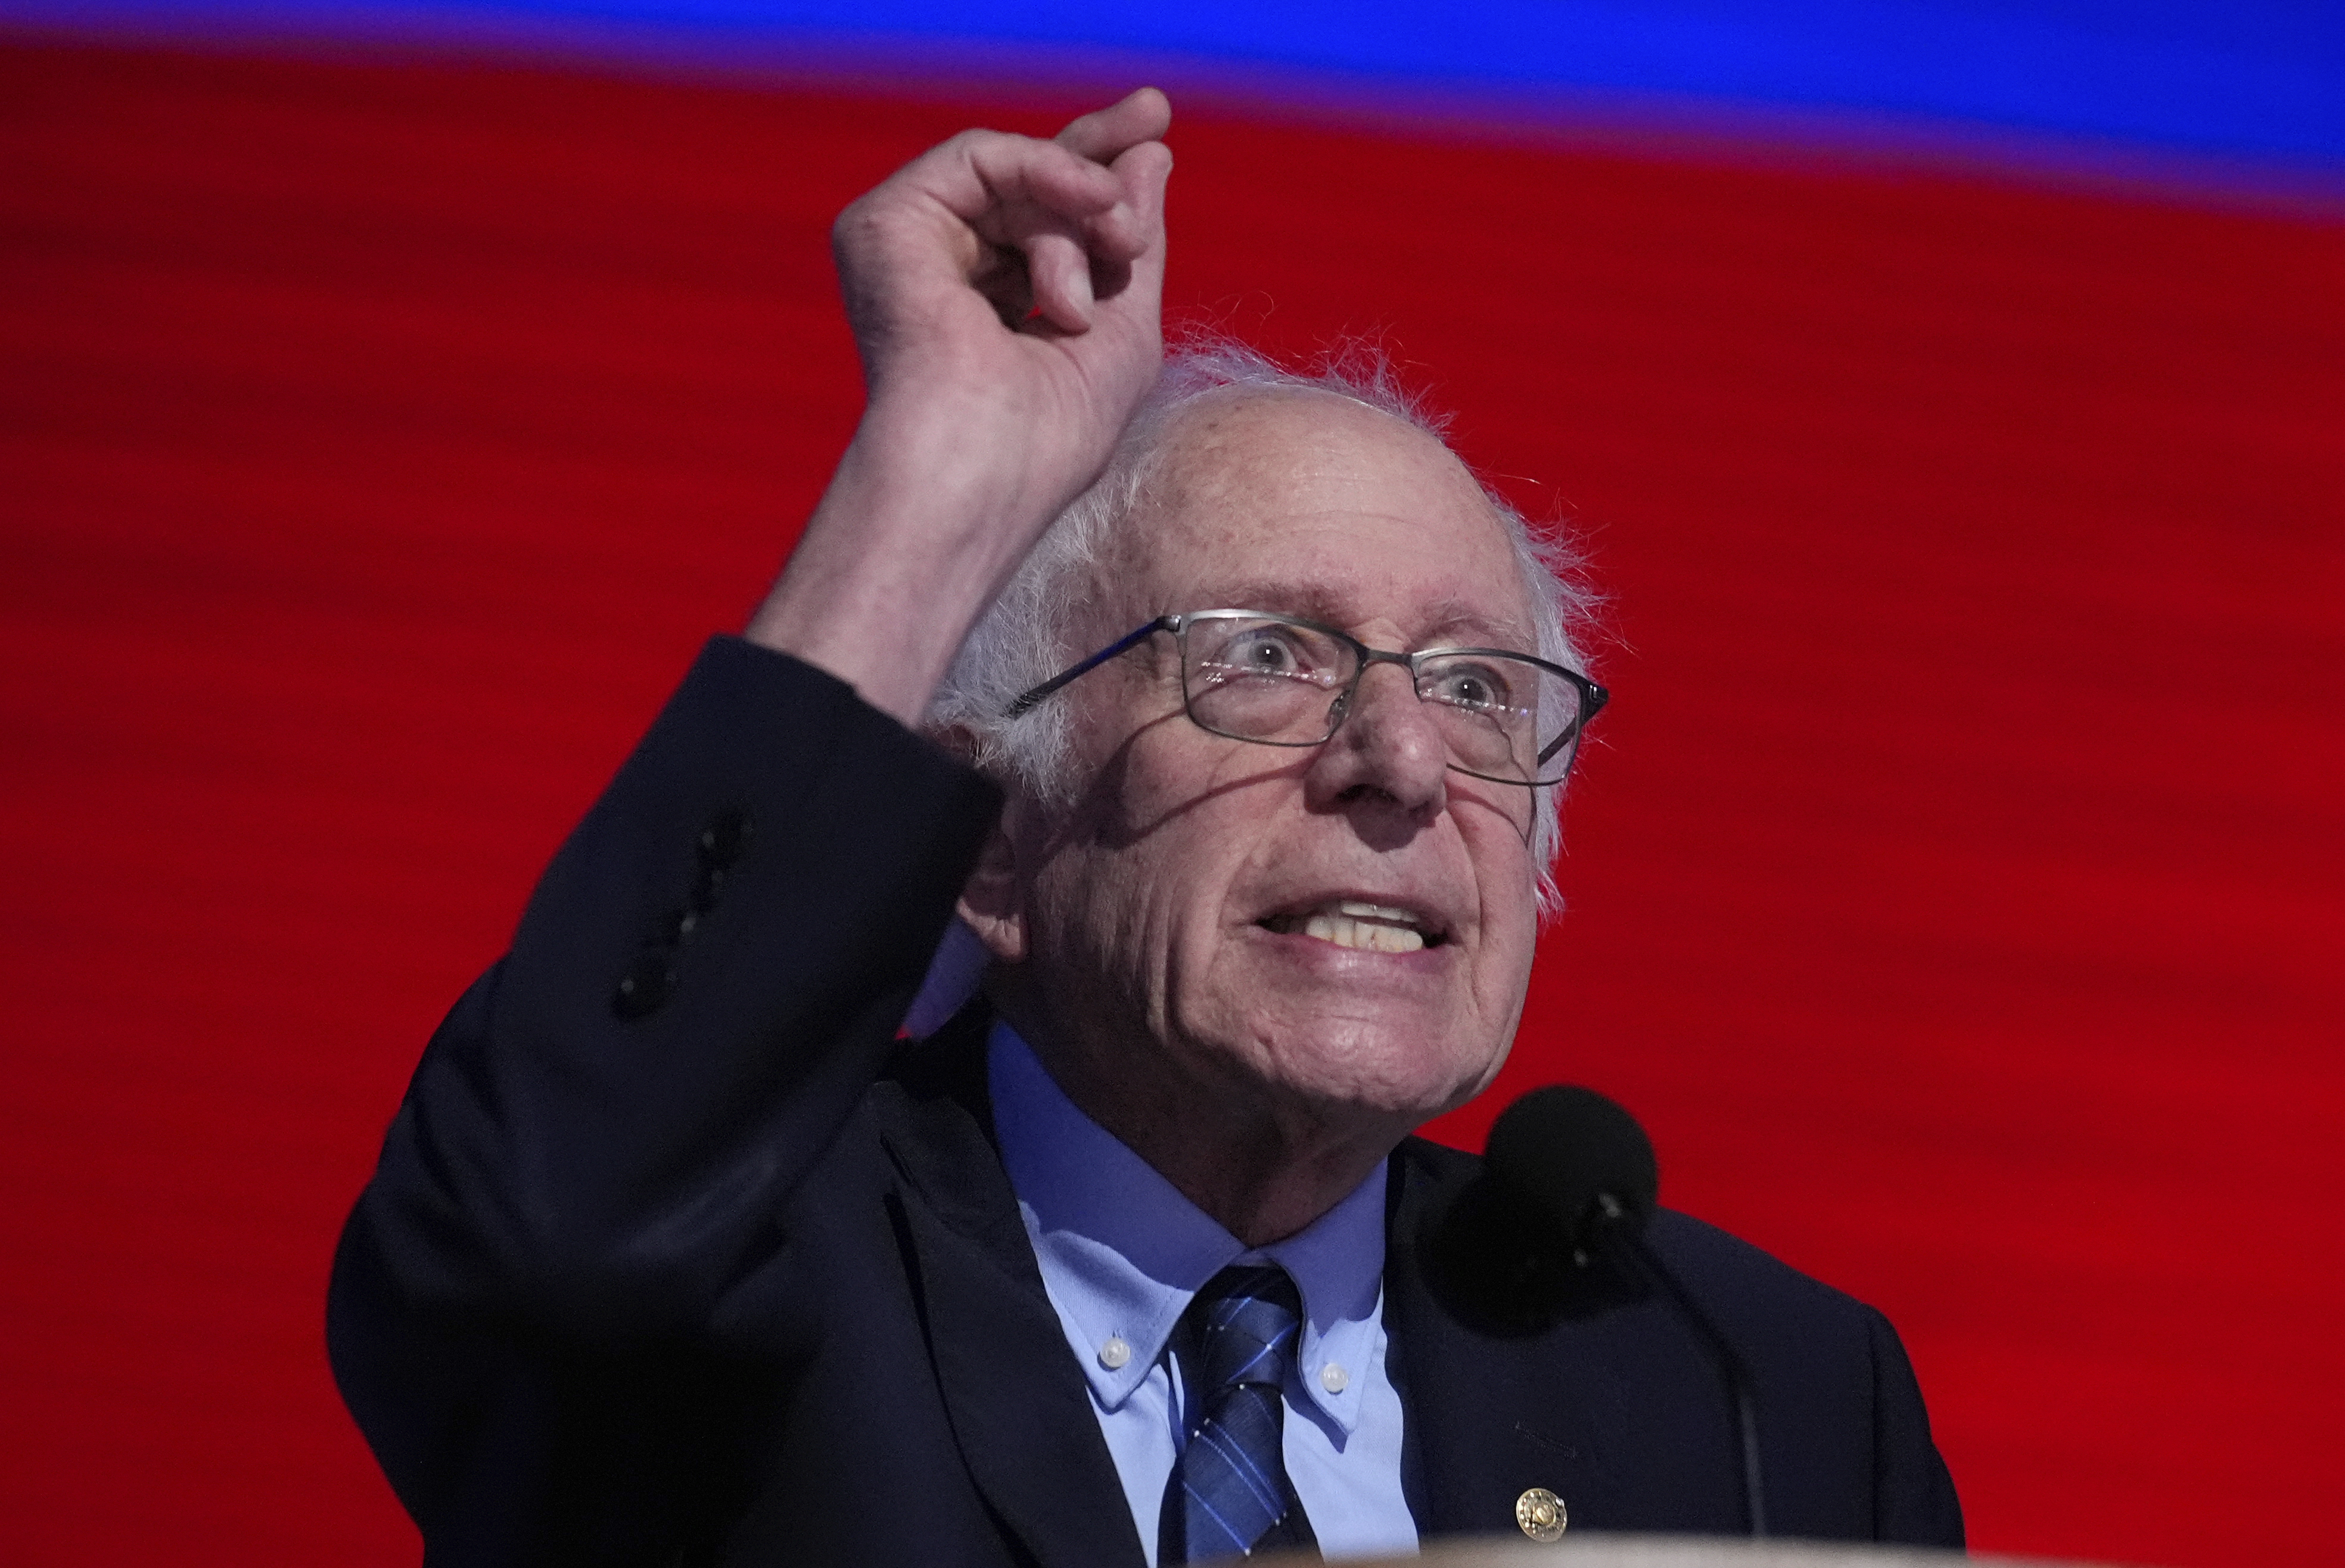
[1031,836,1148,971]
[1111,786,1299,1009]
[1027,791,1235,1002]
[1458,815,1542,979]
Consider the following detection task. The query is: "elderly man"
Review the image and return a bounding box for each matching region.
[330,91,1960,1564]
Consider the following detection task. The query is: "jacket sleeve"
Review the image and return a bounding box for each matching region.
[326,636,1003,1548]
[1865,1305,1965,1547]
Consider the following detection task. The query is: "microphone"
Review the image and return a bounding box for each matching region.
[1439,1085,1769,1538]
[1484,1085,1658,1265]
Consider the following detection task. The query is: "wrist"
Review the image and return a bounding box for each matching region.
[745,417,1062,728]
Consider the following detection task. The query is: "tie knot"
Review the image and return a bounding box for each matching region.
[1190,1264,1302,1395]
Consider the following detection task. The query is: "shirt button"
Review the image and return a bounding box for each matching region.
[1098,1336,1132,1370]
[1320,1362,1349,1393]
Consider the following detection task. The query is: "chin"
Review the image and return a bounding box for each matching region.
[1248,1020,1506,1131]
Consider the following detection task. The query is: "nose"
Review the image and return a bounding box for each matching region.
[1302,661,1451,825]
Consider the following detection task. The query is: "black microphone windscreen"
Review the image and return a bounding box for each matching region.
[1483,1085,1660,1247]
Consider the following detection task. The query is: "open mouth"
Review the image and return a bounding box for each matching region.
[1259,899,1447,954]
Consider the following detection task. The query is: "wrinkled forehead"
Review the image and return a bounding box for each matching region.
[1109,388,1535,649]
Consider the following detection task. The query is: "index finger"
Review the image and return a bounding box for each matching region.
[1055,87,1172,165]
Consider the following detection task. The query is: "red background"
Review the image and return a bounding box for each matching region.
[4,41,2340,1566]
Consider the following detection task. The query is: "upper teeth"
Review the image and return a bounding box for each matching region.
[1299,901,1426,953]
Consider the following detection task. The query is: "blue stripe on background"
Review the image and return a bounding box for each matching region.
[10,0,2343,175]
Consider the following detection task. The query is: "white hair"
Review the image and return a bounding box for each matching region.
[923,335,1601,916]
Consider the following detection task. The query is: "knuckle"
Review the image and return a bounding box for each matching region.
[831,197,921,262]
[831,195,887,248]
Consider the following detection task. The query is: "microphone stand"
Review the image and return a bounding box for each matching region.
[1592,1194,1768,1539]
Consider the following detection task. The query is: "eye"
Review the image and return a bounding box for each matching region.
[1425,662,1517,714]
[1239,631,1296,671]
[1212,624,1320,678]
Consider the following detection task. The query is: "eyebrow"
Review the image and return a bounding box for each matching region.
[1190,581,1534,651]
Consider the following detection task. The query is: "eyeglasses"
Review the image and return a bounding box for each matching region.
[1006,609,1609,788]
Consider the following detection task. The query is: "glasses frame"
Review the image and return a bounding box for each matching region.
[1005,609,1610,788]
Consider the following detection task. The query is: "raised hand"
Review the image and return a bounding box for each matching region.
[747,91,1174,726]
[840,91,1171,427]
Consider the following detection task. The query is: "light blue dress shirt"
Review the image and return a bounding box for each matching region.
[988,1022,1420,1563]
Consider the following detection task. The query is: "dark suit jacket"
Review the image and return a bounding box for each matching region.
[329,636,1962,1566]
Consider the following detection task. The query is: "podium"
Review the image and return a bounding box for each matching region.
[1267,1539,2103,1568]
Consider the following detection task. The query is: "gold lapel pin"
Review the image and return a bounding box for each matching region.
[1514,1487,1566,1543]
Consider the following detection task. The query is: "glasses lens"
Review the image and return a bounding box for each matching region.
[1414,653,1586,785]
[1183,615,1355,744]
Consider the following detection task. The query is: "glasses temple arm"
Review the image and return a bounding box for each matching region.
[1534,682,1610,766]
[1003,617,1177,717]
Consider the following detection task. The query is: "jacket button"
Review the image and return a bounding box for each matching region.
[698,808,752,870]
[1514,1488,1566,1542]
[612,950,674,1019]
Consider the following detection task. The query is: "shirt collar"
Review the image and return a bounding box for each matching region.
[988,1021,1387,1435]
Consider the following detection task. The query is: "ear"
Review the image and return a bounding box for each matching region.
[956,816,1027,966]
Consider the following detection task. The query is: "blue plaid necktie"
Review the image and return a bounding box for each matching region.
[1162,1264,1318,1563]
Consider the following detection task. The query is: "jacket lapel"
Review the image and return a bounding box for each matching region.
[1384,1136,1626,1541]
[875,1009,1149,1568]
